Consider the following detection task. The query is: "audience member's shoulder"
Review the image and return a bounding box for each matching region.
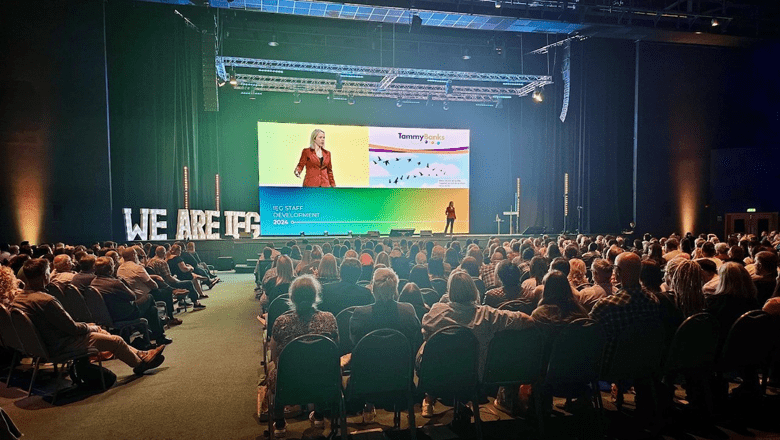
[763,297,780,315]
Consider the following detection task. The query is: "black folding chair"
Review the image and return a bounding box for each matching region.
[82,286,150,346]
[335,306,358,357]
[0,306,28,386]
[61,284,93,323]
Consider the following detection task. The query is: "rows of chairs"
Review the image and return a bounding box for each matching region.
[0,306,105,403]
[261,300,778,439]
[45,282,151,347]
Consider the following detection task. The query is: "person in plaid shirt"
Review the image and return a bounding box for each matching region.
[479,251,505,290]
[589,251,660,365]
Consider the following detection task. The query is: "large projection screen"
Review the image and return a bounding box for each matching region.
[258,122,469,235]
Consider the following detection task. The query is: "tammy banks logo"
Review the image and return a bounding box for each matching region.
[397,132,445,145]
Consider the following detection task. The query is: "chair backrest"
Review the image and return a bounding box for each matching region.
[357,280,370,287]
[420,288,440,307]
[81,286,115,328]
[46,283,66,304]
[602,316,666,381]
[347,329,412,407]
[719,310,774,371]
[498,299,536,315]
[275,334,341,413]
[417,325,479,399]
[545,318,605,387]
[431,278,447,298]
[0,306,25,353]
[10,309,50,361]
[472,277,487,303]
[664,312,720,373]
[266,295,291,341]
[61,284,93,323]
[335,306,358,355]
[483,327,547,386]
[397,279,409,293]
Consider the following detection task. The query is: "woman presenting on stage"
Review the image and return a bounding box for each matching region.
[294,128,336,187]
[445,201,456,234]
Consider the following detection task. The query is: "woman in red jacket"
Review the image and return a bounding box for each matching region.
[294,129,336,187]
[444,201,456,235]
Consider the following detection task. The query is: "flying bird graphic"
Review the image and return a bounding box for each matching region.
[394,178,398,184]
[426,163,429,168]
[384,161,390,166]
[417,162,421,165]
[395,158,399,161]
[377,156,382,161]
[408,158,412,162]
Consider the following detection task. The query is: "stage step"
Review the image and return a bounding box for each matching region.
[234,264,254,274]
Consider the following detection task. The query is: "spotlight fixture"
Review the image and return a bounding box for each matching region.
[461,48,471,60]
[347,93,355,105]
[293,91,301,104]
[229,70,238,87]
[335,73,343,90]
[444,79,452,95]
[494,1,501,8]
[328,90,335,102]
[443,100,449,111]
[217,79,226,87]
[268,34,279,47]
[396,98,403,108]
[425,95,432,107]
[711,18,719,27]
[532,88,543,103]
[495,97,503,109]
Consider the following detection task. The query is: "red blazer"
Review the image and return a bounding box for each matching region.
[295,148,336,187]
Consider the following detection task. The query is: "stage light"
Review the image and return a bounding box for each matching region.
[461,48,471,60]
[444,79,452,94]
[495,97,503,109]
[217,79,226,87]
[396,98,402,107]
[425,95,432,106]
[293,91,302,104]
[229,70,237,87]
[268,34,279,46]
[532,88,543,102]
[443,100,449,110]
[347,93,355,105]
[328,90,334,102]
[711,18,719,27]
[335,73,343,90]
[495,1,501,8]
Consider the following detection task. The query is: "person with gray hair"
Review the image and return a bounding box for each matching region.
[349,267,422,349]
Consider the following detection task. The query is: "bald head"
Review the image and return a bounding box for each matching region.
[53,254,73,273]
[121,247,137,263]
[615,251,641,288]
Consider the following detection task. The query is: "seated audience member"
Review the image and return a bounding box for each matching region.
[255,247,275,287]
[697,258,720,295]
[398,282,430,322]
[318,257,373,316]
[589,252,660,365]
[50,254,76,285]
[714,243,730,263]
[0,266,22,305]
[419,270,534,417]
[147,246,205,310]
[264,275,338,435]
[705,262,759,346]
[752,251,779,305]
[70,254,97,290]
[168,244,215,291]
[728,245,746,266]
[350,267,422,350]
[579,259,616,312]
[662,238,684,262]
[118,247,182,327]
[91,257,171,345]
[530,257,571,306]
[660,259,703,333]
[644,243,666,267]
[522,257,547,302]
[483,260,523,308]
[444,248,460,275]
[701,241,721,269]
[428,259,448,298]
[409,264,433,290]
[479,252,504,289]
[567,258,590,290]
[316,254,341,285]
[389,249,410,280]
[263,255,294,304]
[531,270,588,325]
[359,253,374,282]
[9,259,165,376]
[182,242,220,284]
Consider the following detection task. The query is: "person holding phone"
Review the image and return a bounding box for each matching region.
[294,129,336,187]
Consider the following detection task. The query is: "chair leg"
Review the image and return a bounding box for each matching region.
[472,392,483,440]
[535,387,545,439]
[52,362,61,405]
[408,392,417,440]
[340,396,349,440]
[28,358,41,397]
[98,358,106,390]
[6,351,18,386]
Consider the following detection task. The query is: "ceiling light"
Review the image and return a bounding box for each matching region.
[444,79,452,95]
[268,34,279,46]
[462,48,471,60]
[328,90,334,102]
[711,18,719,27]
[532,88,543,103]
[335,73,343,90]
[347,93,355,105]
[229,71,237,87]
[396,98,402,108]
[293,91,301,104]
[495,97,503,109]
[495,1,501,8]
[443,100,449,111]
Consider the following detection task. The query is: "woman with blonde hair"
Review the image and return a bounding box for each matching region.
[294,128,336,187]
[264,255,295,304]
[567,258,589,290]
[316,254,340,285]
[705,262,759,342]
[0,266,22,305]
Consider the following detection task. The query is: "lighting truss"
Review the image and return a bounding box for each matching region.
[218,57,550,84]
[233,74,552,102]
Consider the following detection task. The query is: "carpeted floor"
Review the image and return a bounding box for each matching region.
[1,273,779,440]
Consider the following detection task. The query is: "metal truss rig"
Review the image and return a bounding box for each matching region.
[218,57,552,103]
